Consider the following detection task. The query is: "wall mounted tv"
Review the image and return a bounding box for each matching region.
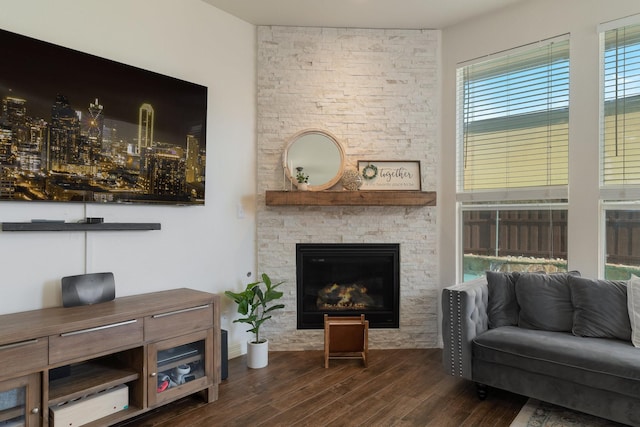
[0,28,207,205]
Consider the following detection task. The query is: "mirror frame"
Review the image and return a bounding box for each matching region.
[282,129,345,191]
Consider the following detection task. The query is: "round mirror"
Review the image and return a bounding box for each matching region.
[283,129,345,191]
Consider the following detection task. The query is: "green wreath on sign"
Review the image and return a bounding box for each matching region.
[362,163,378,180]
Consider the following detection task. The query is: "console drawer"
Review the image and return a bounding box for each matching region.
[0,337,47,380]
[49,319,143,364]
[145,304,213,342]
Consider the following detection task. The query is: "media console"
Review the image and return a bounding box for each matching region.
[0,288,220,426]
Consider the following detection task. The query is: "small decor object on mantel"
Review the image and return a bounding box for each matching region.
[357,160,422,191]
[296,167,309,191]
[341,169,363,191]
[224,273,285,369]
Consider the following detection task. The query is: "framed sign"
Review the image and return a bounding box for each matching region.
[357,160,421,191]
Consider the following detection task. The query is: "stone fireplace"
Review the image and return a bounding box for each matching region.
[255,26,440,351]
[296,243,400,329]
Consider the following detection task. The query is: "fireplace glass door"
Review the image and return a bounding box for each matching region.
[296,243,400,329]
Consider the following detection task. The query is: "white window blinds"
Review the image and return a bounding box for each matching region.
[457,36,570,199]
[602,23,640,187]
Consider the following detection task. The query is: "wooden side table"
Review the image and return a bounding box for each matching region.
[323,314,369,368]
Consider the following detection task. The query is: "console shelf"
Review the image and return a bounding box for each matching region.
[265,190,436,206]
[1,222,161,232]
[48,363,139,406]
[0,407,22,423]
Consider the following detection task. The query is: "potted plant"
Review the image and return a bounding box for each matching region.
[295,167,309,191]
[224,273,285,368]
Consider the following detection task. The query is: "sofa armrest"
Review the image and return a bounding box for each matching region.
[442,277,489,380]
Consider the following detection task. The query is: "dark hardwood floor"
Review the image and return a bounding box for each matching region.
[117,349,527,427]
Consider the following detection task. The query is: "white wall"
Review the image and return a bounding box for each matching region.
[0,0,257,351]
[440,0,640,287]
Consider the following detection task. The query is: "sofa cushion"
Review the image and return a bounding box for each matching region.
[568,275,631,341]
[515,272,577,332]
[629,275,640,348]
[486,271,520,328]
[473,326,640,398]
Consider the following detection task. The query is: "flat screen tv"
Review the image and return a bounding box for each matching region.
[0,28,207,205]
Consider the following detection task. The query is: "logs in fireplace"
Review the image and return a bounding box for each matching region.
[296,243,400,329]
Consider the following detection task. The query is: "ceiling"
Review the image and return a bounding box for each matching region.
[201,0,526,30]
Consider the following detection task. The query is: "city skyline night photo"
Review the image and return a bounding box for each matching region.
[0,28,208,205]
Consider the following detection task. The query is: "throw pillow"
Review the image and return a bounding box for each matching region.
[568,275,631,340]
[515,271,579,332]
[486,271,520,328]
[629,275,640,347]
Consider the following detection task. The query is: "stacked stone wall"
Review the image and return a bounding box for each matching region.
[256,26,440,350]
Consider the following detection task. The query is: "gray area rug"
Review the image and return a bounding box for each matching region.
[510,399,628,427]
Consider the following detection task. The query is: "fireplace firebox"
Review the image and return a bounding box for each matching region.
[296,243,400,329]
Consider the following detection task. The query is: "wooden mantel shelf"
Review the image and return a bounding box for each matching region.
[265,190,436,206]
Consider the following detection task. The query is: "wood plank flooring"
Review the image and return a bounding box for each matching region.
[116,349,526,427]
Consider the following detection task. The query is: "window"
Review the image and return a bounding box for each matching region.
[462,207,568,280]
[602,23,640,187]
[457,36,570,280]
[603,208,640,279]
[601,18,640,279]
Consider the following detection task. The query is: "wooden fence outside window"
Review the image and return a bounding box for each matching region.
[463,210,640,266]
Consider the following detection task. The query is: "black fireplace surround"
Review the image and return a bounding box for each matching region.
[296,243,400,329]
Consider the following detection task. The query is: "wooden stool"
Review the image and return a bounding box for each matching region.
[324,314,369,368]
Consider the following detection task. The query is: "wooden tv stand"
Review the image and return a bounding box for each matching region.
[0,288,220,427]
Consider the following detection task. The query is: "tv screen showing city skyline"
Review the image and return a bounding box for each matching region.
[0,28,207,205]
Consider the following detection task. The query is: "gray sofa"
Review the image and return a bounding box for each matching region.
[442,272,640,426]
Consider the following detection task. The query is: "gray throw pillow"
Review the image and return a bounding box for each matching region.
[568,275,631,340]
[515,272,579,332]
[486,271,520,328]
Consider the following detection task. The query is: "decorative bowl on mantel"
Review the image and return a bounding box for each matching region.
[341,169,363,191]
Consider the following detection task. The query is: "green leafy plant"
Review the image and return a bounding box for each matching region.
[295,166,309,183]
[224,273,285,344]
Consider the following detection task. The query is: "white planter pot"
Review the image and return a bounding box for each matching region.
[297,182,309,191]
[247,339,269,369]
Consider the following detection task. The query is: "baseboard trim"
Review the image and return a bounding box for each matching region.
[228,342,243,359]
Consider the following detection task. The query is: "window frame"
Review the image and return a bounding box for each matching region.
[456,34,570,204]
[456,35,571,281]
[599,20,640,194]
[599,14,640,279]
